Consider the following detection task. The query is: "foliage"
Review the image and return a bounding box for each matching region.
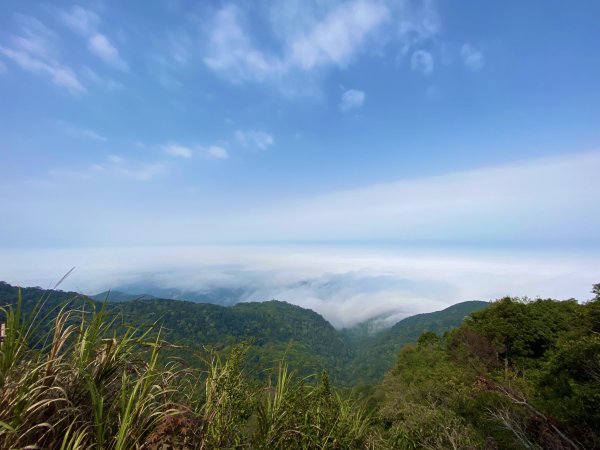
[343,300,488,383]
[0,281,482,385]
[253,365,376,449]
[2,281,599,448]
[0,286,375,449]
[378,292,600,449]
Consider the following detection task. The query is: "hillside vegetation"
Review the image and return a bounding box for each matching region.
[343,300,488,383]
[1,281,598,448]
[0,282,484,385]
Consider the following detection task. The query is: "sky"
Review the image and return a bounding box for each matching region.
[1,0,599,326]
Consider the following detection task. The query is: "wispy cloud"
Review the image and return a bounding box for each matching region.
[410,49,434,75]
[287,1,389,70]
[163,143,193,159]
[203,4,281,83]
[339,89,365,112]
[0,15,84,95]
[163,143,230,160]
[82,66,124,91]
[79,129,107,141]
[396,0,440,49]
[199,1,490,95]
[460,44,484,70]
[0,46,84,94]
[58,5,128,71]
[88,33,128,71]
[51,155,167,182]
[114,162,168,181]
[60,122,107,141]
[235,130,274,150]
[202,0,435,93]
[202,145,230,160]
[58,5,100,36]
[232,151,600,243]
[25,150,600,247]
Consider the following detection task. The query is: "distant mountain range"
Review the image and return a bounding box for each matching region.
[1,281,488,385]
[92,285,247,305]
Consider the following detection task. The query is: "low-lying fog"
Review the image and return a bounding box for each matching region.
[2,244,598,328]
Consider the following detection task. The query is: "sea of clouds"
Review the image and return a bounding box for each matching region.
[2,244,598,328]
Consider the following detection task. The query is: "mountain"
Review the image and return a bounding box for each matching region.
[94,283,246,305]
[114,297,351,380]
[0,282,351,380]
[0,281,488,385]
[344,300,489,383]
[91,290,157,302]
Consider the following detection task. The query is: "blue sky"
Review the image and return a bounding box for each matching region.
[0,1,599,322]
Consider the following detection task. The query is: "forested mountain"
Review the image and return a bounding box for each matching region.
[91,290,157,302]
[0,281,482,384]
[1,280,598,448]
[344,300,488,383]
[94,284,247,305]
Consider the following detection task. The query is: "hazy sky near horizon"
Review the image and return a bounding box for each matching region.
[1,1,599,324]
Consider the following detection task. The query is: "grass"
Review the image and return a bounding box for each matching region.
[0,289,376,449]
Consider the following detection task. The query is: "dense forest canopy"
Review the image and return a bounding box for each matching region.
[0,281,486,385]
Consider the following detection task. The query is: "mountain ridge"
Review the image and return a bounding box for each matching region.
[0,281,488,384]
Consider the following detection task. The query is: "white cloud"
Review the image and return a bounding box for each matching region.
[460,44,484,70]
[24,150,600,250]
[396,0,440,44]
[202,0,435,92]
[58,5,100,36]
[205,145,229,159]
[82,66,124,91]
[113,162,168,181]
[64,124,108,142]
[0,45,84,95]
[60,122,107,141]
[232,151,600,243]
[58,6,128,71]
[0,15,84,95]
[410,49,434,75]
[1,245,598,328]
[201,1,494,94]
[235,130,274,150]
[339,89,366,112]
[80,129,107,141]
[288,0,389,70]
[88,33,128,71]
[24,150,600,247]
[163,143,230,160]
[163,143,193,159]
[50,157,167,182]
[203,4,280,83]
[12,14,57,58]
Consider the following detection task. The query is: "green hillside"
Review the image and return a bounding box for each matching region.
[0,281,485,385]
[1,280,598,448]
[114,297,352,380]
[344,300,489,383]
